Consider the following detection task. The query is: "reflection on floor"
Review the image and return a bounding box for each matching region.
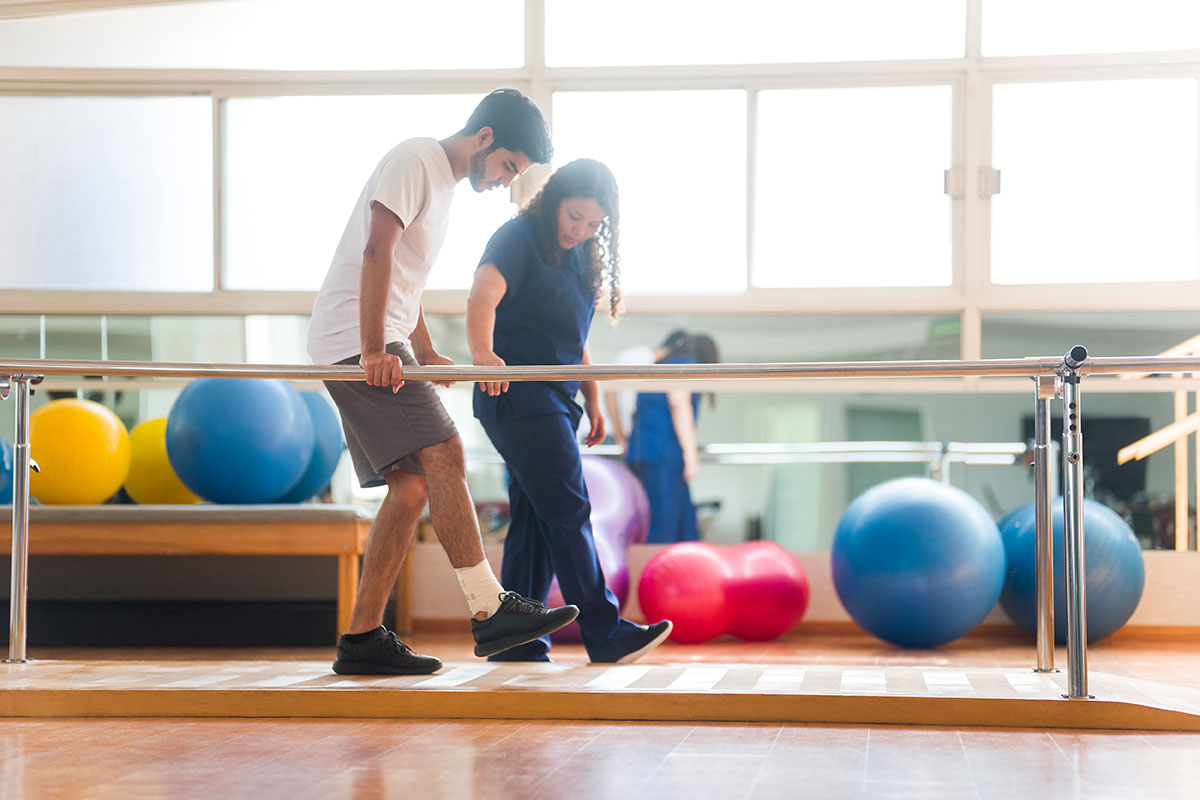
[2,631,1199,798]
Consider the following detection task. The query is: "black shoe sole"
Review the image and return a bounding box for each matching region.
[331,659,441,676]
[473,607,580,658]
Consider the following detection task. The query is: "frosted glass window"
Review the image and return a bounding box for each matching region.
[547,0,964,66]
[991,80,1200,285]
[983,0,1200,56]
[754,87,952,288]
[224,95,517,292]
[0,0,522,70]
[0,96,213,292]
[551,91,747,293]
[982,311,1200,359]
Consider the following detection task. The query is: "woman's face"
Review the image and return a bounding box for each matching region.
[556,196,606,250]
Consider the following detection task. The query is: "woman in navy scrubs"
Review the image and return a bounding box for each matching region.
[627,333,720,543]
[466,159,672,663]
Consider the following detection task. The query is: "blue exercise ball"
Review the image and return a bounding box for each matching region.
[1,436,13,504]
[166,378,315,504]
[832,477,1006,648]
[276,392,344,503]
[998,498,1145,643]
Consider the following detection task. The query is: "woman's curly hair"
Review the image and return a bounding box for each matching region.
[519,158,622,320]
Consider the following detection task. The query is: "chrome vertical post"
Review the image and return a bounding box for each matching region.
[938,442,951,484]
[5,375,41,663]
[1033,375,1058,672]
[1059,346,1091,698]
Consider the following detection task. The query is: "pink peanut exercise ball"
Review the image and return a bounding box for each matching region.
[547,456,650,641]
[725,540,810,641]
[638,540,810,645]
[637,542,732,644]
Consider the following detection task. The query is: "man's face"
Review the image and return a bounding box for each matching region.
[468,144,533,193]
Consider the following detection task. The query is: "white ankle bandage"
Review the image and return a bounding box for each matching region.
[454,561,505,617]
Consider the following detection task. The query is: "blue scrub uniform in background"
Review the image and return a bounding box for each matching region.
[474,215,645,662]
[627,355,701,544]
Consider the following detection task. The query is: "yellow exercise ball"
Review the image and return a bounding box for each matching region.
[124,417,202,505]
[29,398,131,505]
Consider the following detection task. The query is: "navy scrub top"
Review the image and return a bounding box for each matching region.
[473,214,596,424]
[626,355,700,467]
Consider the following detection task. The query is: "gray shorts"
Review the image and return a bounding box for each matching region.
[323,342,459,488]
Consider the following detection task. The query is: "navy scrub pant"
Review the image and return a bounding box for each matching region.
[481,412,644,662]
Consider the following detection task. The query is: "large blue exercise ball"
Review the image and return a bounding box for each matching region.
[1,436,13,504]
[832,477,1006,648]
[166,378,315,504]
[998,498,1145,643]
[276,392,344,503]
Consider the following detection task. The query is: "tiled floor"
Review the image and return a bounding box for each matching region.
[2,632,1198,799]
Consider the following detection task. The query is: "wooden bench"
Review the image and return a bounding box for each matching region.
[1,504,409,639]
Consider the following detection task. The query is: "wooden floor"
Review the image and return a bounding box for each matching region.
[3,632,1200,799]
[5,630,1200,730]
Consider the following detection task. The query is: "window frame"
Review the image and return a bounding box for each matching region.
[0,0,1198,360]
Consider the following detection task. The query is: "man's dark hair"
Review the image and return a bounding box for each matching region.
[461,88,553,164]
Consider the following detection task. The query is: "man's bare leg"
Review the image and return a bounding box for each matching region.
[417,436,498,619]
[346,468,427,634]
[414,435,579,657]
[416,436,487,567]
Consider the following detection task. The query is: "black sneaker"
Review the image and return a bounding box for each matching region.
[615,620,673,664]
[332,627,442,675]
[470,592,580,657]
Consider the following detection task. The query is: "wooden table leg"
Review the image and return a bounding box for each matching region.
[394,555,413,635]
[337,553,359,639]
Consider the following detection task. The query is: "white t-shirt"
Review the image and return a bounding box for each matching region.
[307,138,457,365]
[612,344,656,436]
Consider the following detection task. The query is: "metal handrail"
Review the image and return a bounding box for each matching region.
[1,346,1168,698]
[1,354,1198,381]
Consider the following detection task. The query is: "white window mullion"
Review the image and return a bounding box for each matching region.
[212,93,224,294]
[746,87,757,292]
[960,0,986,360]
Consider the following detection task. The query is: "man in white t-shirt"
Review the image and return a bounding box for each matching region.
[308,89,578,675]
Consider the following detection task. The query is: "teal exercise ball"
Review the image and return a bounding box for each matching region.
[166,378,314,504]
[0,436,13,504]
[832,478,1006,648]
[998,498,1145,643]
[276,392,344,503]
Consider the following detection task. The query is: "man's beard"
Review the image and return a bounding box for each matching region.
[468,147,494,192]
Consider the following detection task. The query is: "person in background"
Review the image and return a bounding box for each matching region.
[626,333,720,543]
[603,329,688,453]
[307,89,578,676]
[467,158,673,663]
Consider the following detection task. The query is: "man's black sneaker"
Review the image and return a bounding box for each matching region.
[332,627,442,675]
[615,620,673,664]
[470,592,580,657]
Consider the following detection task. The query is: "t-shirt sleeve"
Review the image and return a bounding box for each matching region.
[478,220,535,294]
[370,149,427,228]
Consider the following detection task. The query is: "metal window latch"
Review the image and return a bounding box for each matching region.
[979,167,1001,198]
[0,376,9,400]
[943,167,963,198]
